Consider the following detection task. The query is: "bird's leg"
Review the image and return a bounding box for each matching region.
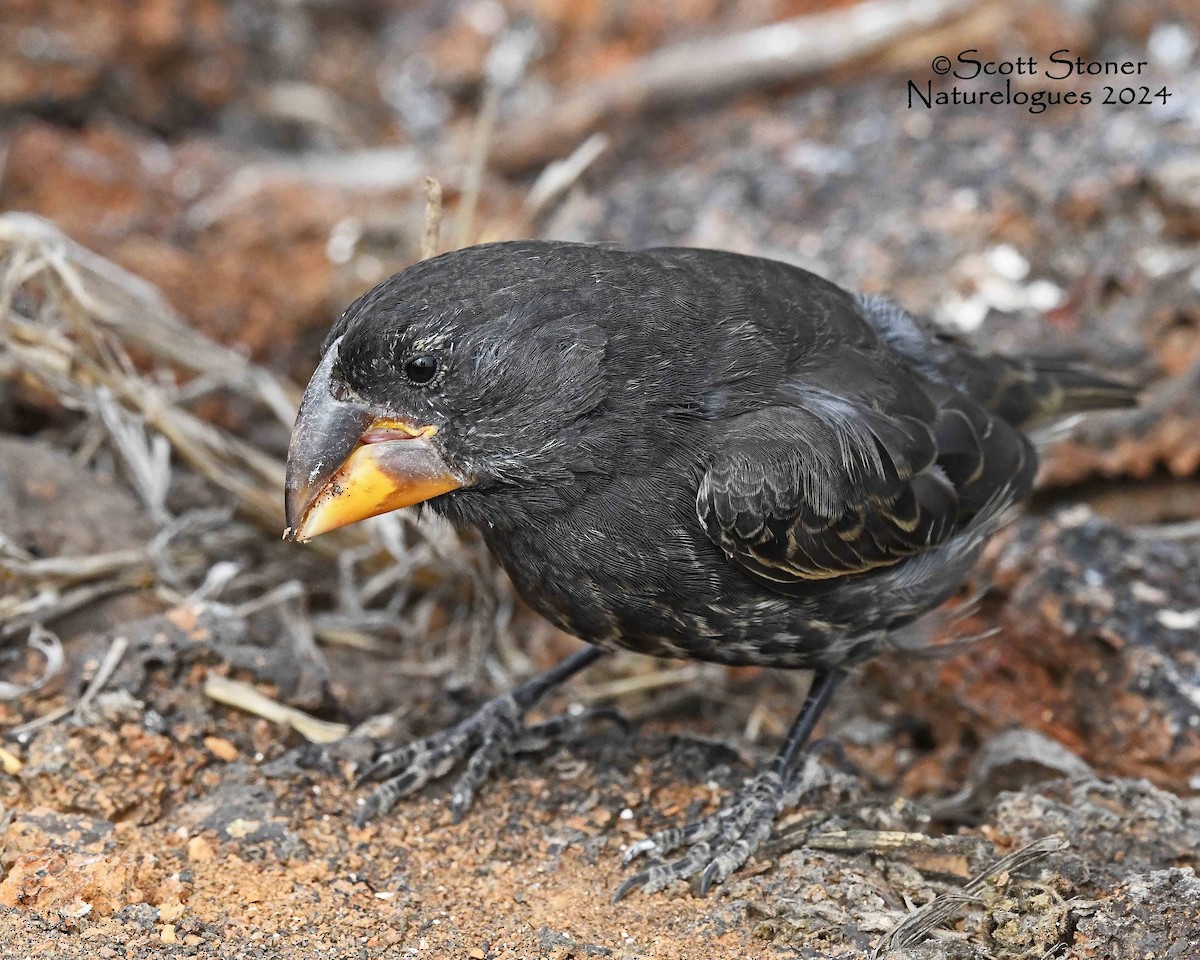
[616,668,845,901]
[353,646,609,825]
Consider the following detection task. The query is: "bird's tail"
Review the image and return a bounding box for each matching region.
[855,296,1137,426]
[967,353,1138,427]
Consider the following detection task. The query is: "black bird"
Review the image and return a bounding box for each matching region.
[284,240,1133,898]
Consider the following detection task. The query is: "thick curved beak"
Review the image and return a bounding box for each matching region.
[284,338,462,542]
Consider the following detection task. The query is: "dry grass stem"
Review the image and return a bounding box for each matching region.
[421,177,444,260]
[204,674,349,744]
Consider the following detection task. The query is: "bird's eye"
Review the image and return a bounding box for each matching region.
[403,354,439,385]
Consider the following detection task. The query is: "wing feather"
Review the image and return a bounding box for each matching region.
[697,384,1034,592]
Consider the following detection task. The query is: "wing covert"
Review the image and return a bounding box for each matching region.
[696,384,1034,591]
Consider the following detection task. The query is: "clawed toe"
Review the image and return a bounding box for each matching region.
[613,770,786,901]
[353,743,416,788]
[352,696,519,824]
[351,693,614,826]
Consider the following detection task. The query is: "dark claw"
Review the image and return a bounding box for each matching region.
[697,860,721,897]
[589,705,633,734]
[353,788,389,827]
[353,760,384,788]
[612,871,649,904]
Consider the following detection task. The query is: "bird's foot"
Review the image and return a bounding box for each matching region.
[616,759,822,901]
[353,694,619,826]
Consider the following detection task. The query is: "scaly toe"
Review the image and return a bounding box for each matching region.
[351,692,612,825]
[353,726,479,822]
[621,837,661,866]
[615,769,788,898]
[622,808,725,865]
[354,742,418,787]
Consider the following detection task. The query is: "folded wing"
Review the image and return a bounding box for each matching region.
[696,380,1036,592]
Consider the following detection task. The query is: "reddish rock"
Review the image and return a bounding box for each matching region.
[864,508,1200,799]
[0,809,144,919]
[0,0,241,128]
[0,120,426,364]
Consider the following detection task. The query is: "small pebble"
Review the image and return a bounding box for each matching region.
[204,736,239,762]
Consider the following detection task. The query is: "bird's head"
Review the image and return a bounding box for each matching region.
[283,243,611,541]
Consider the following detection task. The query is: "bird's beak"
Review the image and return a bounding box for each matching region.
[283,338,462,542]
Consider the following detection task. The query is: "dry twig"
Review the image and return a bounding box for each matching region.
[204,673,349,744]
[420,177,444,260]
[0,625,63,700]
[456,25,538,246]
[490,0,979,170]
[8,635,128,738]
[870,835,1069,956]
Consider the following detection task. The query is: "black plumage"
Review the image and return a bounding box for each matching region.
[286,240,1134,896]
